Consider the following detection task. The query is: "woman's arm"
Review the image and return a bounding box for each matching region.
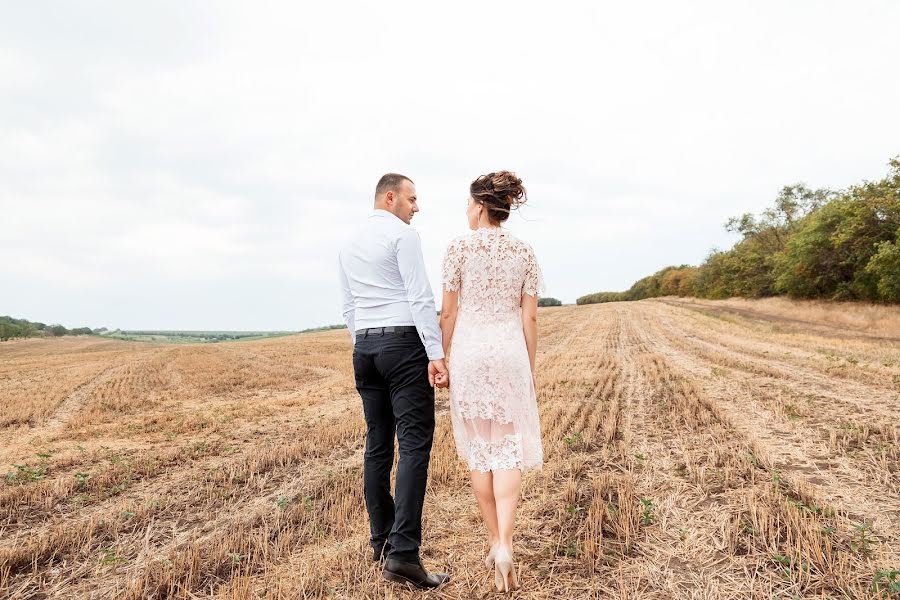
[440,288,459,357]
[522,293,538,379]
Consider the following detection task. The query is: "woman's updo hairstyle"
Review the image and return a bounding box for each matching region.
[470,171,527,224]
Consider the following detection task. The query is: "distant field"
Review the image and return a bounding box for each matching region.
[101,325,344,344]
[104,330,299,344]
[1,300,898,599]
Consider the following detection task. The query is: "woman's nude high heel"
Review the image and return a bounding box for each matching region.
[485,541,499,568]
[493,544,519,592]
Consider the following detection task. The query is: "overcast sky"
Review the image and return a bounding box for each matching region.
[2,1,899,331]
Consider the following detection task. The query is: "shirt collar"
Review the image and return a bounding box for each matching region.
[370,208,405,223]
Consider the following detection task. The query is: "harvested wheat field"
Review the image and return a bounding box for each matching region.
[1,298,899,599]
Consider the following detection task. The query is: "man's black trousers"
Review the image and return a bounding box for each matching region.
[352,329,435,565]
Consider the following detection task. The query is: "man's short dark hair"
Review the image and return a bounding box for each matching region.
[375,173,413,198]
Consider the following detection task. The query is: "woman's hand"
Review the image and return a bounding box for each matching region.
[428,359,450,388]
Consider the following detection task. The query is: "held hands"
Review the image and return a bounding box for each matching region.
[428,359,450,388]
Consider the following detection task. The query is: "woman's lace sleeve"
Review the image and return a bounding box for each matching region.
[442,239,463,292]
[522,246,546,297]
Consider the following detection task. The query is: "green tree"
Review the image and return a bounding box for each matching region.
[725,184,832,250]
[0,317,39,341]
[578,156,899,305]
[709,184,834,298]
[538,297,562,307]
[576,291,629,304]
[774,159,900,300]
[864,238,900,301]
[660,266,698,296]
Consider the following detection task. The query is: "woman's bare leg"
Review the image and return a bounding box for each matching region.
[492,469,522,590]
[492,469,521,546]
[470,470,500,551]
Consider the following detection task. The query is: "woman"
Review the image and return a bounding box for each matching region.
[440,171,544,592]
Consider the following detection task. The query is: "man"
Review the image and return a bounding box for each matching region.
[338,173,450,589]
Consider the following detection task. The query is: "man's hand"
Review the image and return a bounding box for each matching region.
[428,359,449,388]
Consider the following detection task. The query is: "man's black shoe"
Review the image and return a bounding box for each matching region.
[382,558,450,589]
[373,544,391,563]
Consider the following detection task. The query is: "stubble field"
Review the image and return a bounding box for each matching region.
[1,298,898,599]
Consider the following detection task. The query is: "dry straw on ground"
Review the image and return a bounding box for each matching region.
[1,298,898,599]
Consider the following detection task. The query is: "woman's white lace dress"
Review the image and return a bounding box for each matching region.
[442,227,544,473]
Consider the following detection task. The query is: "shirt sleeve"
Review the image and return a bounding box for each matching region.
[442,239,463,292]
[338,254,356,345]
[396,228,445,360]
[522,245,546,298]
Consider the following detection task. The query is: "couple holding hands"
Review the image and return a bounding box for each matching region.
[338,170,544,592]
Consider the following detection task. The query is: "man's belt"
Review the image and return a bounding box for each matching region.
[355,325,418,339]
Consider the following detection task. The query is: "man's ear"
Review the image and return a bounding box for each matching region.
[384,190,394,207]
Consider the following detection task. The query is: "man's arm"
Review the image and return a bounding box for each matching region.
[338,255,356,345]
[396,228,444,361]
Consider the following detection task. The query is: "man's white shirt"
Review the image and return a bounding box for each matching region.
[338,209,444,360]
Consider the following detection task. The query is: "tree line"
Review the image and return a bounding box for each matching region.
[0,316,103,341]
[578,157,900,305]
